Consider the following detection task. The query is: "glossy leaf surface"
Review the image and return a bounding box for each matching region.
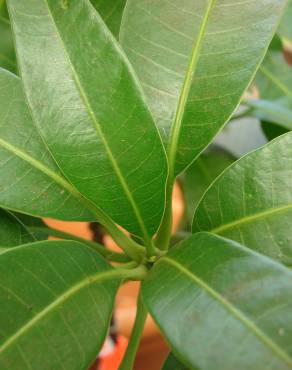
[184,149,234,222]
[193,133,292,264]
[120,0,287,175]
[0,240,120,370]
[0,69,93,221]
[0,209,36,247]
[7,0,167,239]
[143,232,292,370]
[91,0,127,38]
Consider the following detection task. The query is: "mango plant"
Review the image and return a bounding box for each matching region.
[0,1,292,370]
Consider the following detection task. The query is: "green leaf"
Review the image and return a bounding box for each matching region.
[193,132,292,265]
[7,0,167,240]
[261,121,289,141]
[12,212,48,242]
[0,209,36,247]
[0,209,47,247]
[278,0,292,43]
[0,1,16,73]
[184,149,234,222]
[91,0,127,38]
[0,69,94,221]
[256,49,292,100]
[143,232,292,370]
[0,240,121,370]
[120,0,286,176]
[246,98,292,132]
[162,353,190,370]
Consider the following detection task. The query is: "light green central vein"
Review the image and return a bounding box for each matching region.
[0,136,144,260]
[45,1,150,244]
[0,268,122,355]
[0,138,111,227]
[161,257,292,367]
[259,65,292,99]
[167,0,216,177]
[211,202,292,234]
[0,138,82,198]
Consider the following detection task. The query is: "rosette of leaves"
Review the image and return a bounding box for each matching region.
[1,1,292,370]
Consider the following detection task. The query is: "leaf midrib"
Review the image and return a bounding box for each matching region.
[0,136,112,223]
[0,267,120,355]
[210,202,292,234]
[160,256,292,367]
[0,137,83,200]
[167,0,216,176]
[44,0,149,242]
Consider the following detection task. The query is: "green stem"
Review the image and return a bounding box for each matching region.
[29,226,130,263]
[119,265,148,282]
[84,202,145,262]
[118,290,148,370]
[115,261,138,270]
[112,265,148,283]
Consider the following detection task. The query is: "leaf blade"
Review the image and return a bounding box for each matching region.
[278,0,292,43]
[256,49,292,100]
[0,1,16,73]
[91,0,127,38]
[193,132,292,264]
[162,353,191,370]
[246,98,292,132]
[184,149,234,222]
[120,0,287,175]
[0,69,93,221]
[7,0,167,239]
[0,209,36,246]
[143,233,292,370]
[0,240,120,370]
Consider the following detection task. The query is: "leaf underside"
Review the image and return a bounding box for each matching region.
[247,98,292,133]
